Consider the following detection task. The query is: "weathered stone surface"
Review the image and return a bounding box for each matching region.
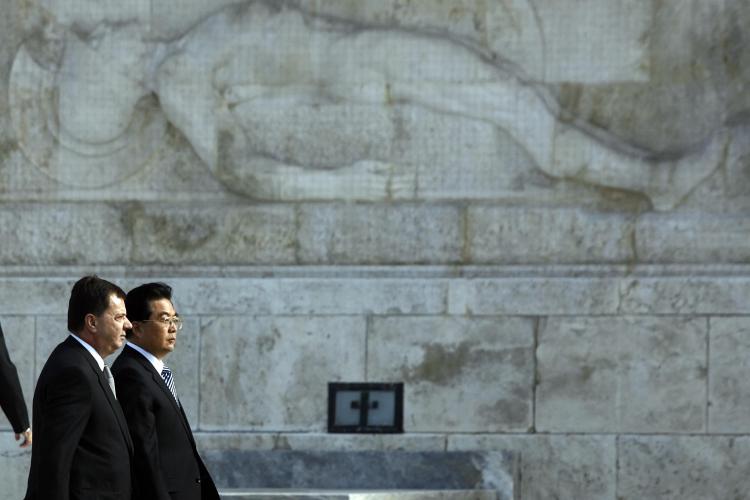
[200,316,366,430]
[618,436,750,500]
[448,278,620,315]
[554,1,750,158]
[0,279,74,315]
[0,204,131,264]
[7,0,732,208]
[636,213,750,263]
[34,316,71,379]
[708,317,750,433]
[617,276,750,315]
[467,207,635,263]
[309,0,487,41]
[448,434,616,500]
[298,205,463,264]
[131,204,297,265]
[487,0,650,84]
[368,317,534,432]
[537,317,707,433]
[0,431,31,500]
[170,277,448,315]
[195,432,446,453]
[0,316,34,431]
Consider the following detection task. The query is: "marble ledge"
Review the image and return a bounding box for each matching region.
[219,490,497,500]
[5,264,750,278]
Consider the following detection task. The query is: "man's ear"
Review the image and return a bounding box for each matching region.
[84,313,97,332]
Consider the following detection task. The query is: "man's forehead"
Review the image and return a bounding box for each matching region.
[150,298,176,314]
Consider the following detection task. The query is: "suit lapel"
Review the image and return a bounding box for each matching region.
[127,347,194,438]
[68,338,134,453]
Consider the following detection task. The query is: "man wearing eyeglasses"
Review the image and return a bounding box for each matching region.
[112,282,219,500]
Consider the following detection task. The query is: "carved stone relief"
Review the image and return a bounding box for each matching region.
[7,0,750,209]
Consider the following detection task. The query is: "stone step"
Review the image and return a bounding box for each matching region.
[219,489,498,500]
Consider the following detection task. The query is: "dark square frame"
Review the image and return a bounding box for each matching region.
[327,382,404,433]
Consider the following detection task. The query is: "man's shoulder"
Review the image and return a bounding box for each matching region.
[41,338,87,370]
[111,347,149,376]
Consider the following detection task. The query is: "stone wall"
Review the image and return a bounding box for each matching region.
[2,1,750,499]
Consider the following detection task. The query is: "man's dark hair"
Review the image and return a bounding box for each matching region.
[68,275,127,334]
[125,282,173,324]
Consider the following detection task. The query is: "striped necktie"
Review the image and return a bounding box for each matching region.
[161,365,179,404]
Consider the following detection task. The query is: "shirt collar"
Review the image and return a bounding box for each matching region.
[69,333,105,370]
[126,341,164,373]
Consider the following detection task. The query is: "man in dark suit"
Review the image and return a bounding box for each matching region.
[25,276,135,500]
[113,282,219,500]
[0,321,32,447]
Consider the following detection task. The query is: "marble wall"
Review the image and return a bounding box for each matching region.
[1,0,750,499]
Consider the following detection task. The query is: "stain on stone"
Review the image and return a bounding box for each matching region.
[0,138,18,165]
[403,341,475,385]
[478,397,529,425]
[403,341,530,386]
[150,212,216,250]
[256,327,281,354]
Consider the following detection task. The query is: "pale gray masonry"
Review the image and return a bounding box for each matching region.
[2,0,750,498]
[368,317,535,432]
[536,316,707,433]
[708,317,750,433]
[200,316,367,430]
[617,436,750,500]
[448,434,616,500]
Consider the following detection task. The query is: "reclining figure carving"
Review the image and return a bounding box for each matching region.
[10,0,740,210]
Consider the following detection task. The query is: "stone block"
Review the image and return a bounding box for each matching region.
[0,279,73,315]
[368,317,534,432]
[537,317,707,433]
[617,435,750,500]
[0,204,131,265]
[199,316,366,430]
[708,317,750,433]
[219,492,497,500]
[466,207,635,263]
[636,213,750,263]
[194,432,446,453]
[170,277,448,316]
[448,434,616,500]
[617,276,750,315]
[448,278,620,316]
[0,431,31,500]
[0,316,34,432]
[130,204,297,265]
[297,204,463,264]
[34,316,70,380]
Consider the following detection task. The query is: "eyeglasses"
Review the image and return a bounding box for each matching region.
[137,317,183,330]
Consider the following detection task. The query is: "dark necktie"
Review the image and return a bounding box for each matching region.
[161,365,179,404]
[103,365,117,399]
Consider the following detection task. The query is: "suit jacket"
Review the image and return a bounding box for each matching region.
[112,345,219,500]
[25,336,134,500]
[0,321,30,433]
